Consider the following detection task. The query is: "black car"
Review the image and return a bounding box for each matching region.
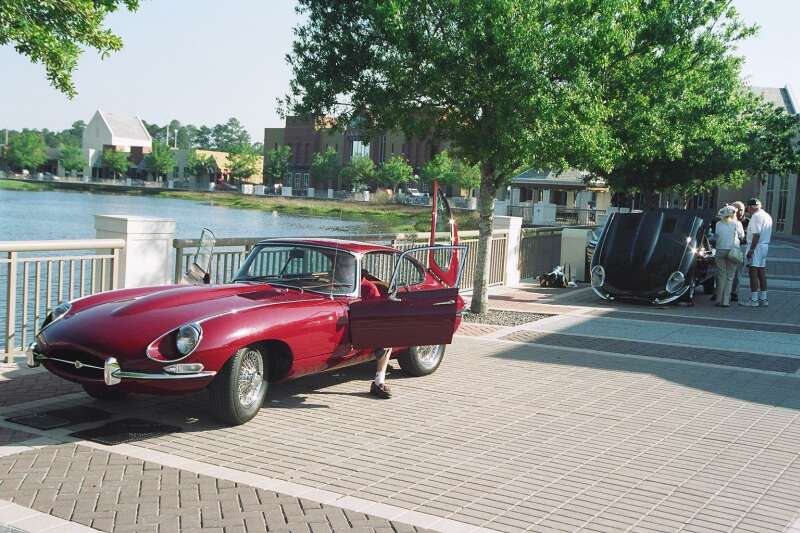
[590,209,716,305]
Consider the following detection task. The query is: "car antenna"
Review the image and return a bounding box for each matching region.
[330,207,344,300]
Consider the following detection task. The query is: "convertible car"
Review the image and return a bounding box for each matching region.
[27,185,465,425]
[590,209,716,305]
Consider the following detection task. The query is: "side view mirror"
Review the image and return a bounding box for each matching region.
[182,228,216,285]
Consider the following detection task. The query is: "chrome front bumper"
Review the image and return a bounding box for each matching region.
[27,343,216,385]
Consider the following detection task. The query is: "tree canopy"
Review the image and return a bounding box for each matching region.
[339,155,375,192]
[377,155,413,192]
[420,151,481,190]
[285,0,769,313]
[185,150,216,178]
[310,147,341,188]
[1,0,139,97]
[266,145,292,185]
[143,142,175,179]
[7,131,46,171]
[101,149,129,179]
[228,144,261,181]
[59,144,84,173]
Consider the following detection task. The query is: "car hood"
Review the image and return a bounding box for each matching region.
[37,283,322,359]
[593,210,703,292]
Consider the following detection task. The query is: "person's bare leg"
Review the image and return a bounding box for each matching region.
[749,266,758,296]
[756,267,768,305]
[370,348,392,398]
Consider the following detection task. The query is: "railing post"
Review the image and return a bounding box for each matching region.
[95,215,175,288]
[5,252,17,361]
[112,248,121,289]
[492,216,523,287]
[174,246,183,284]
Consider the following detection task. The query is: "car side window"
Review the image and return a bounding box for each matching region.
[362,251,425,288]
[395,253,426,288]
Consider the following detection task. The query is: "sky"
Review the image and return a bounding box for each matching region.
[0,0,797,141]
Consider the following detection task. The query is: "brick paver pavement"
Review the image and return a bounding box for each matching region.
[0,443,427,533]
[0,372,81,407]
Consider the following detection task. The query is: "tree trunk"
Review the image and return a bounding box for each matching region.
[469,176,497,314]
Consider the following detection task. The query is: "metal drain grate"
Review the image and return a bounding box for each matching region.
[70,418,182,445]
[7,406,111,430]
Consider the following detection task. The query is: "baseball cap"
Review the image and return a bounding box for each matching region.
[747,198,762,207]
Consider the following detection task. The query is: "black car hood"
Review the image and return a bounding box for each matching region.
[593,210,706,293]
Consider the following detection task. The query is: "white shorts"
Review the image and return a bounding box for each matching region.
[749,243,769,268]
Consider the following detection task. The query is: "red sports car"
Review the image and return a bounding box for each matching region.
[27,187,465,425]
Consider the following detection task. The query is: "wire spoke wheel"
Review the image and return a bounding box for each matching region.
[237,349,264,408]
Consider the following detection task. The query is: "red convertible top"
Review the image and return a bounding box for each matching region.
[257,238,397,255]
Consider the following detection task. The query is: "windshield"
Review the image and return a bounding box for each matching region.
[234,243,357,295]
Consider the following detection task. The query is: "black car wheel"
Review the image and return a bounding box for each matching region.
[83,384,128,401]
[398,345,445,376]
[209,346,268,425]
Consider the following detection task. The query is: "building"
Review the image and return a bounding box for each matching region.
[82,110,152,179]
[172,149,264,186]
[716,85,799,236]
[263,116,440,195]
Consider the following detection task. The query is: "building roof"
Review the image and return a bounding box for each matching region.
[99,111,152,143]
[751,86,797,115]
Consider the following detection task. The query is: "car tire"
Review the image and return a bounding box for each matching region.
[83,384,128,401]
[208,346,268,425]
[398,345,446,377]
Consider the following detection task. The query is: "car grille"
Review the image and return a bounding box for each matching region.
[45,350,105,379]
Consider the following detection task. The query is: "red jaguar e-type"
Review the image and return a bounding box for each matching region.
[27,186,465,425]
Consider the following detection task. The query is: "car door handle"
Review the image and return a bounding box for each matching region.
[433,299,456,306]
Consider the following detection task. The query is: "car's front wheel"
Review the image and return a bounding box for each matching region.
[398,345,446,376]
[208,346,268,425]
[83,384,128,401]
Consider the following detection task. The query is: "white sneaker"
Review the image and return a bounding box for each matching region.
[759,300,769,307]
[739,300,760,307]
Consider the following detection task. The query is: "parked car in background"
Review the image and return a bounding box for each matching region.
[590,209,716,305]
[401,188,430,205]
[28,183,464,425]
[213,180,239,192]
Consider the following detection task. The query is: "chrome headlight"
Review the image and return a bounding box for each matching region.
[666,271,685,294]
[175,323,202,356]
[591,265,605,288]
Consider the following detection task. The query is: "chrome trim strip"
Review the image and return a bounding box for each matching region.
[33,353,216,382]
[145,322,204,364]
[112,369,216,381]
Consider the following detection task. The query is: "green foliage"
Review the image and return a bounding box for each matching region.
[7,131,46,171]
[340,155,375,191]
[420,151,480,190]
[195,126,214,149]
[143,142,176,178]
[185,150,216,178]
[0,0,139,97]
[59,144,84,173]
[377,155,412,192]
[212,118,251,153]
[101,149,129,179]
[311,147,341,187]
[228,144,261,181]
[266,145,292,184]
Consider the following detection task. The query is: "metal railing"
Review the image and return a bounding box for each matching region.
[556,207,605,226]
[1,239,124,359]
[173,230,508,290]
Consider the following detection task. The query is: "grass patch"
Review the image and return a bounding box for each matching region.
[158,191,478,232]
[0,178,52,191]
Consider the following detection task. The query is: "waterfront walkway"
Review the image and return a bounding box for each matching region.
[0,240,798,532]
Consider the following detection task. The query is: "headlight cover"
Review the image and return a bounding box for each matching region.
[591,265,605,288]
[175,323,202,356]
[666,271,685,294]
[42,302,71,330]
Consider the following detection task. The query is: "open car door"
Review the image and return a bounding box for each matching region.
[429,180,460,287]
[349,244,466,349]
[182,228,215,285]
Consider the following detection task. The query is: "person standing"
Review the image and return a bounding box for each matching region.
[730,201,749,302]
[713,205,744,307]
[739,198,773,307]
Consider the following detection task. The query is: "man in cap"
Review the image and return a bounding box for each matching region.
[729,201,748,302]
[739,198,772,307]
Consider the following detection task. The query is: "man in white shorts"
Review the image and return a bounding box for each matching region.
[740,198,772,307]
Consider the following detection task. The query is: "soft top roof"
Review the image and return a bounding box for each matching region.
[256,238,397,254]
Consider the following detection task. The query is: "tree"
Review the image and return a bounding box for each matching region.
[228,144,261,182]
[212,118,251,152]
[311,147,341,188]
[59,144,84,174]
[7,131,46,171]
[377,155,412,193]
[339,155,375,192]
[185,150,216,178]
[420,150,480,190]
[284,0,761,313]
[143,142,175,180]
[195,126,214,149]
[1,1,139,97]
[101,149,129,180]
[177,125,197,150]
[266,145,292,185]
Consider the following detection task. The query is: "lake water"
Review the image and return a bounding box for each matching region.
[0,189,372,241]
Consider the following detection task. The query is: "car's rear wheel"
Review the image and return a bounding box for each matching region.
[209,346,268,425]
[398,345,445,376]
[83,384,128,401]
